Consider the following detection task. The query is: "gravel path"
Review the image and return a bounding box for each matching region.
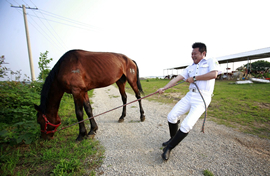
[91,85,270,176]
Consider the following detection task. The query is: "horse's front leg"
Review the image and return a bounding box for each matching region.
[74,95,88,141]
[83,92,98,138]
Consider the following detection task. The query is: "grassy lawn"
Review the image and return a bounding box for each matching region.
[1,89,104,176]
[125,79,270,139]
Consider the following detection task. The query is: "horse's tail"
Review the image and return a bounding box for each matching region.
[132,60,144,95]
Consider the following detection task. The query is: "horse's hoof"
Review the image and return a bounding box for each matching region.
[76,136,84,141]
[118,118,124,123]
[88,134,95,139]
[88,131,96,139]
[76,133,88,141]
[140,115,145,122]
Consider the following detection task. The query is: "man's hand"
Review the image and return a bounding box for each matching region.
[186,77,195,83]
[158,88,165,94]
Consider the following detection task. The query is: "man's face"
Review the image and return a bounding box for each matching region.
[191,48,205,64]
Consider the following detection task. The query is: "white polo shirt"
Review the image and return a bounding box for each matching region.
[180,57,221,94]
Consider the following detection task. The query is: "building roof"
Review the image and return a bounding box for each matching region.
[217,47,270,64]
[166,47,270,70]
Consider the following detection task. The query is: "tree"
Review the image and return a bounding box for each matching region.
[0,55,30,81]
[0,55,8,78]
[236,60,270,78]
[38,51,53,80]
[244,60,270,72]
[237,60,270,72]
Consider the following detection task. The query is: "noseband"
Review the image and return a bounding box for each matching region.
[41,114,61,134]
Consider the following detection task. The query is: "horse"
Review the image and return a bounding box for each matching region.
[34,50,145,141]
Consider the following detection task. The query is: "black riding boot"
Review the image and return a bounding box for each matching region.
[162,129,188,161]
[162,120,179,146]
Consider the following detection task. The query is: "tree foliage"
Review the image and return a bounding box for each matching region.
[0,55,8,78]
[0,55,30,81]
[0,81,43,144]
[38,51,53,80]
[244,60,270,72]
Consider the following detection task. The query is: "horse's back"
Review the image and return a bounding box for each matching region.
[57,50,136,91]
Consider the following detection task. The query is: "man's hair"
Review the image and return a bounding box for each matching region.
[192,42,207,56]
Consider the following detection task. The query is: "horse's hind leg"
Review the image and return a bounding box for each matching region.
[136,93,145,122]
[83,92,98,138]
[127,81,145,122]
[116,78,127,123]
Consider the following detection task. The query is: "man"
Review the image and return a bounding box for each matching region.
[158,42,221,160]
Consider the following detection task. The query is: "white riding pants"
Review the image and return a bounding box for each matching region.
[167,91,212,133]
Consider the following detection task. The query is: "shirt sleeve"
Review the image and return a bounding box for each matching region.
[180,66,190,79]
[208,58,222,75]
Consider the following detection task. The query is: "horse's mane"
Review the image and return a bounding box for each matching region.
[39,50,73,114]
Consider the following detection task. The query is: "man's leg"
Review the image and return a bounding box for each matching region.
[180,93,211,133]
[162,129,188,160]
[163,94,191,146]
[162,93,211,160]
[162,120,180,146]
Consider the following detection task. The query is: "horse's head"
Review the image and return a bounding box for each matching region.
[34,105,61,140]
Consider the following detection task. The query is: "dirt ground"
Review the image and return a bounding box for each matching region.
[88,85,270,176]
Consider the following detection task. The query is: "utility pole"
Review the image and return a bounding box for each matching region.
[11,5,38,81]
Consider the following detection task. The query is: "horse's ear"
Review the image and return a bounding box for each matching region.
[34,104,41,113]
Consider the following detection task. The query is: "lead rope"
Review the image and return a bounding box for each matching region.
[58,81,207,133]
[193,82,207,133]
[58,81,187,132]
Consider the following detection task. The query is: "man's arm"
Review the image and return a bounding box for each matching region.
[158,75,185,94]
[186,70,218,83]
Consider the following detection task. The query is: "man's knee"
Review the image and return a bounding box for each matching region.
[180,125,191,133]
[167,113,178,124]
[180,120,195,133]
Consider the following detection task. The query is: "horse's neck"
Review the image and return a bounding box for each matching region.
[46,84,64,116]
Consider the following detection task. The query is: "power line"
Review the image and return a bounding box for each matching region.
[27,14,66,52]
[12,7,65,55]
[22,0,30,7]
[37,11,69,50]
[11,4,37,10]
[27,10,68,51]
[5,0,12,6]
[39,9,100,31]
[29,0,37,8]
[12,0,20,6]
[27,13,99,32]
[26,0,68,49]
[11,0,98,32]
[13,1,68,51]
[11,2,99,32]
[9,1,101,54]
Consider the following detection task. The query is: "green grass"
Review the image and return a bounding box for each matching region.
[210,81,270,138]
[0,90,104,176]
[124,79,270,139]
[203,169,215,176]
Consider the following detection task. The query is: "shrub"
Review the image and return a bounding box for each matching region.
[0,81,43,144]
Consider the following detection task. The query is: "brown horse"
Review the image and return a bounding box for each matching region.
[34,50,145,141]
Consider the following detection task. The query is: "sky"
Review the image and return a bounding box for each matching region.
[1,0,270,81]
